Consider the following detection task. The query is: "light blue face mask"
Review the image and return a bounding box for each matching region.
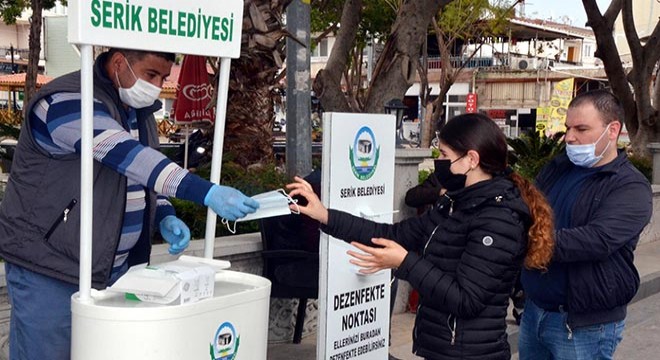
[221,189,300,234]
[566,124,611,168]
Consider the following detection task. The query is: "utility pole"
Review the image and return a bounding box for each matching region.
[9,45,17,112]
[285,0,312,178]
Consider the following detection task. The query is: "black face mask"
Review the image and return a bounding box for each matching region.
[434,158,468,192]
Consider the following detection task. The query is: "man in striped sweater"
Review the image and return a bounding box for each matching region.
[0,48,259,360]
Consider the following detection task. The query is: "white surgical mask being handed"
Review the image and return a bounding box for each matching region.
[221,189,301,234]
[566,123,612,168]
[116,58,162,109]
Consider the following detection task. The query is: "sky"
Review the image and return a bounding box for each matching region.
[519,0,611,28]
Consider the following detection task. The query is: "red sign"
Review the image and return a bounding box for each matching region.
[172,55,215,126]
[487,109,507,119]
[466,93,478,113]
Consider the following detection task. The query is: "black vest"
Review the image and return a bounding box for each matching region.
[0,53,161,288]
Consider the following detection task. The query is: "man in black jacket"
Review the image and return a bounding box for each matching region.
[519,90,652,359]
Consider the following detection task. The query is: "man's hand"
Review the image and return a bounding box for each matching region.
[204,185,259,221]
[159,215,191,255]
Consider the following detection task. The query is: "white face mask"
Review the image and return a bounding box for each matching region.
[116,58,162,109]
[221,189,300,234]
[566,124,612,168]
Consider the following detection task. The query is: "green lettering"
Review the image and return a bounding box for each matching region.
[90,0,101,27]
[211,16,220,40]
[197,9,202,38]
[229,13,234,41]
[220,17,228,41]
[201,14,212,39]
[159,9,167,34]
[131,5,142,31]
[102,0,112,28]
[113,1,125,30]
[187,12,196,37]
[147,7,157,33]
[168,10,176,35]
[177,11,186,37]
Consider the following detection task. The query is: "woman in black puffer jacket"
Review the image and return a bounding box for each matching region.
[288,113,555,360]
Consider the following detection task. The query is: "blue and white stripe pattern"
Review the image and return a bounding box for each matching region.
[30,93,211,273]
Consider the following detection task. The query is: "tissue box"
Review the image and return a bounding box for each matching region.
[109,258,220,305]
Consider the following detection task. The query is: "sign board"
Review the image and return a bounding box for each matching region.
[465,93,478,113]
[68,0,244,58]
[318,113,396,360]
[546,78,574,134]
[536,78,574,136]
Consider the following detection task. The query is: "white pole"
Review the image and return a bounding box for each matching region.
[203,57,232,259]
[183,125,190,170]
[78,44,94,303]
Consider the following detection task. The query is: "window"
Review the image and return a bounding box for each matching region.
[448,95,467,103]
[312,38,329,57]
[584,45,592,57]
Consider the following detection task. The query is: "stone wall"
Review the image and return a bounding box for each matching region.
[639,185,660,246]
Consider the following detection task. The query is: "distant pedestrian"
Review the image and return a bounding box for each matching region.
[404,159,444,209]
[519,90,653,360]
[288,113,555,359]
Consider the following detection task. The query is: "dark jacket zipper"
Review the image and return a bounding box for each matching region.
[44,199,78,240]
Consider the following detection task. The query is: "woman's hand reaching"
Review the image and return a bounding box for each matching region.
[347,238,408,274]
[286,176,329,225]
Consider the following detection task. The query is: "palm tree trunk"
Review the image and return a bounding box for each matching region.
[219,0,286,167]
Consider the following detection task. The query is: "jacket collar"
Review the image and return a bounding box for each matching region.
[552,149,628,175]
[444,176,530,219]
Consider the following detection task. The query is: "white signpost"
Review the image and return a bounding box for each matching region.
[69,0,242,57]
[67,2,271,359]
[318,113,396,360]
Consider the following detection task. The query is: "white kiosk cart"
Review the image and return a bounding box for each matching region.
[67,1,271,359]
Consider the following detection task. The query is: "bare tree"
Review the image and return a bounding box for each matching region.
[0,0,61,108]
[313,0,455,114]
[583,0,660,158]
[417,0,521,147]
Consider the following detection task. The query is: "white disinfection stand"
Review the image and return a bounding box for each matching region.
[67,1,271,359]
[71,271,270,360]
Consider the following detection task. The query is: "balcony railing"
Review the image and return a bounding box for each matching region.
[427,56,500,70]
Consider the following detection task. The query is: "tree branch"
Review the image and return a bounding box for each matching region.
[603,0,623,28]
[642,19,660,65]
[312,23,339,47]
[364,0,452,113]
[312,0,362,112]
[582,0,637,136]
[622,0,642,59]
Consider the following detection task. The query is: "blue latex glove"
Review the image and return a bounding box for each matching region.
[159,215,191,255]
[204,185,259,221]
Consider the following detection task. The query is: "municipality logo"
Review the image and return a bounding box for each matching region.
[349,126,380,181]
[210,322,240,360]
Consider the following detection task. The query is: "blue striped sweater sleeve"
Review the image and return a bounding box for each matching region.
[30,93,212,204]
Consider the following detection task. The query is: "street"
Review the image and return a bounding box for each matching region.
[612,291,660,359]
[510,291,660,360]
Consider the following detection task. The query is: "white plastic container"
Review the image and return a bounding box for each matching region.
[71,270,271,360]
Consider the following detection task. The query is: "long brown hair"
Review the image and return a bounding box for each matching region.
[509,172,554,270]
[440,114,554,270]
